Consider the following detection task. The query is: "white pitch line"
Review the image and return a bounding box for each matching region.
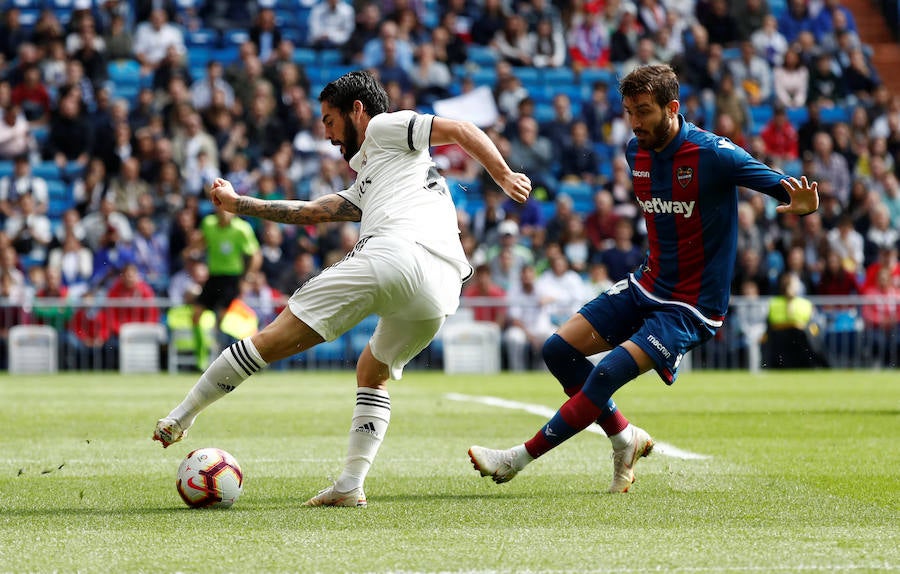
[446,392,710,460]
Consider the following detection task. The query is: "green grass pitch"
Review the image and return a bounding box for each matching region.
[1,369,897,573]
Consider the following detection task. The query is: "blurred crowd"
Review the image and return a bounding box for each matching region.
[0,0,899,370]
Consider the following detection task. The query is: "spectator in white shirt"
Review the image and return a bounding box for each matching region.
[0,154,49,221]
[133,9,185,73]
[0,103,31,161]
[309,0,356,50]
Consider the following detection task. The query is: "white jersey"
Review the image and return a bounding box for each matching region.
[338,110,472,281]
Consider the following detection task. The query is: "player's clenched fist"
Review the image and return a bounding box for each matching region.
[210,178,239,212]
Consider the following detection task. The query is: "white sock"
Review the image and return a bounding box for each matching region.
[511,444,534,470]
[608,424,634,450]
[334,388,391,493]
[168,338,266,428]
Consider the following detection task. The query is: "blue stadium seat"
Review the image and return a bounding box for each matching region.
[750,105,773,135]
[311,335,349,365]
[579,67,614,86]
[293,47,317,66]
[186,28,219,47]
[786,106,808,126]
[107,59,141,84]
[32,162,60,180]
[8,0,40,8]
[468,45,498,68]
[820,105,852,124]
[541,67,575,85]
[469,67,497,87]
[558,181,594,203]
[318,49,343,67]
[187,46,212,68]
[512,66,540,84]
[46,180,74,218]
[223,29,250,46]
[212,46,240,64]
[0,161,13,179]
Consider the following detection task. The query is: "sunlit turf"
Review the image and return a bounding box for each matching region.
[1,369,897,573]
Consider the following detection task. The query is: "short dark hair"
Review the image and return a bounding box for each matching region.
[618,64,679,109]
[318,70,390,117]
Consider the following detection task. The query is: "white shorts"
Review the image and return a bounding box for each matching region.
[288,235,464,379]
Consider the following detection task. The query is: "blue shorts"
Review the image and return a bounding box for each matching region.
[578,278,717,384]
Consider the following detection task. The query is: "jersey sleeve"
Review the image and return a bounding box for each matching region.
[368,110,435,152]
[717,137,791,204]
[336,180,361,207]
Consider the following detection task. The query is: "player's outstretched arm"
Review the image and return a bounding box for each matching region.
[775,176,819,215]
[209,178,362,224]
[430,117,531,203]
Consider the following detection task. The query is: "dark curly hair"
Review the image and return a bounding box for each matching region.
[318,70,390,117]
[618,64,680,109]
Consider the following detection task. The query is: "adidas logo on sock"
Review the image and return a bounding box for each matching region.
[217,383,236,393]
[354,422,379,438]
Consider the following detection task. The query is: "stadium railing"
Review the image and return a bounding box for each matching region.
[0,295,896,373]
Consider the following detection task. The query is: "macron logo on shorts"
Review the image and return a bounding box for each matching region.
[647,334,672,359]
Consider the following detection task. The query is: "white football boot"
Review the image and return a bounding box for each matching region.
[302,484,367,508]
[468,445,524,484]
[608,425,654,493]
[153,417,189,448]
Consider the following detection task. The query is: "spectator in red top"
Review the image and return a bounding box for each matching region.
[861,244,900,291]
[11,65,52,124]
[861,266,900,366]
[106,262,160,337]
[462,263,507,327]
[815,249,859,296]
[584,189,621,253]
[760,104,799,164]
[66,297,116,370]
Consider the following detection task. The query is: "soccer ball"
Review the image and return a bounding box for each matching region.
[176,447,243,509]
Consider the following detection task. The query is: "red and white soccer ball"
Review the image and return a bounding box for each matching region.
[176,448,243,509]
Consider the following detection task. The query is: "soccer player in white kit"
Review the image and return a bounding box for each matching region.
[153,70,532,506]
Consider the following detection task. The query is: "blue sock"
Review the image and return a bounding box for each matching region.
[542,333,620,423]
[581,346,640,407]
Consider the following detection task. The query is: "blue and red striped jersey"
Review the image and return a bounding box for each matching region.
[625,116,790,326]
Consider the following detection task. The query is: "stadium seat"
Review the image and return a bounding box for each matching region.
[442,321,501,374]
[8,325,58,374]
[293,47,317,66]
[820,105,852,124]
[186,29,219,47]
[579,67,614,86]
[223,29,250,46]
[541,67,575,85]
[119,323,167,374]
[512,66,540,84]
[0,161,13,179]
[46,180,73,218]
[32,162,60,180]
[310,335,349,367]
[318,49,343,67]
[469,67,497,87]
[107,59,141,84]
[467,45,498,68]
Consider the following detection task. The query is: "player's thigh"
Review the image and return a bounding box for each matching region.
[287,252,385,342]
[629,307,715,384]
[368,314,445,380]
[564,279,644,355]
[251,307,325,363]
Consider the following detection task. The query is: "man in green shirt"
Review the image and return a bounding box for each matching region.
[193,204,262,348]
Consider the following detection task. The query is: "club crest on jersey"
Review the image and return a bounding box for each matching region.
[676,166,693,188]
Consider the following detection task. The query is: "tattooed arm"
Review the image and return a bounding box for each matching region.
[209,178,362,224]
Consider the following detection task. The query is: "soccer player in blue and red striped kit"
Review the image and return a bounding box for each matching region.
[469,64,820,493]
